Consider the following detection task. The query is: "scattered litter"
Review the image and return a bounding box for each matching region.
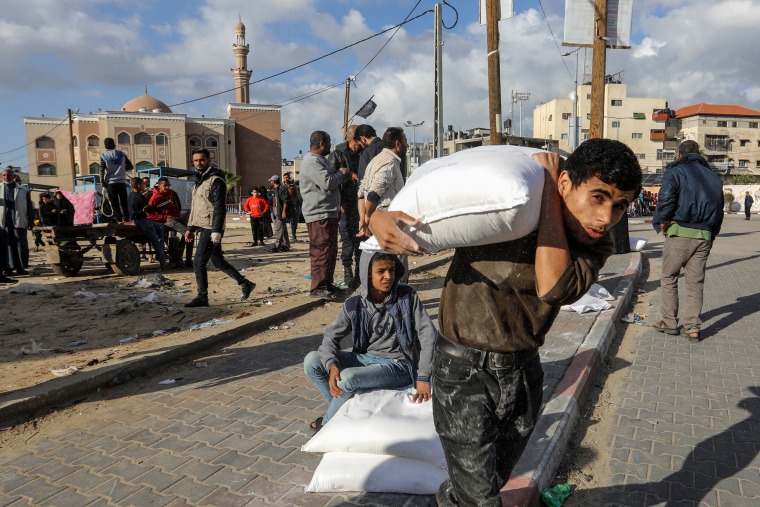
[540,483,574,506]
[281,321,295,329]
[561,285,614,314]
[269,326,279,330]
[86,359,99,366]
[8,283,57,295]
[621,313,647,323]
[51,366,79,377]
[646,419,658,426]
[107,369,135,387]
[265,301,273,306]
[190,318,228,330]
[194,361,209,368]
[304,274,312,279]
[152,330,165,336]
[636,288,647,294]
[128,274,173,288]
[141,292,158,303]
[74,289,97,299]
[119,337,137,344]
[68,340,88,347]
[159,379,176,385]
[15,340,52,356]
[588,284,614,301]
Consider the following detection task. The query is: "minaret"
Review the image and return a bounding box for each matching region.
[232,16,252,104]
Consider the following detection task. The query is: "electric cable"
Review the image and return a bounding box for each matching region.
[536,0,575,82]
[442,0,459,30]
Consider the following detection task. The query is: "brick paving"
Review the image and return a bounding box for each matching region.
[0,249,634,506]
[575,216,760,507]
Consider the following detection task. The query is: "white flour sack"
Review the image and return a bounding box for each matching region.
[362,145,547,252]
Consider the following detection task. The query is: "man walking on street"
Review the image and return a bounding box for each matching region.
[653,140,724,343]
[300,131,350,298]
[184,149,255,307]
[0,167,34,277]
[328,124,362,289]
[744,191,754,220]
[100,137,133,222]
[269,175,292,253]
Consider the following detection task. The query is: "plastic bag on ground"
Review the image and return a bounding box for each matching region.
[560,284,614,314]
[8,283,57,295]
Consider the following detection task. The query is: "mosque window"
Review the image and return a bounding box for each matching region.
[206,137,218,148]
[89,163,100,175]
[134,133,152,145]
[155,133,168,146]
[36,136,54,149]
[158,160,168,167]
[73,136,78,147]
[189,136,201,148]
[136,161,153,171]
[87,135,100,147]
[38,164,56,176]
[74,163,80,175]
[117,132,131,145]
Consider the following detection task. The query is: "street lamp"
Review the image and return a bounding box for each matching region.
[562,48,581,151]
[404,120,424,170]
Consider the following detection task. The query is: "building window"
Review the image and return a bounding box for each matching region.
[206,137,218,148]
[706,135,730,151]
[636,153,646,160]
[732,121,738,127]
[562,113,571,120]
[134,132,151,145]
[117,132,131,145]
[717,121,727,127]
[586,113,591,120]
[74,163,80,175]
[756,161,760,168]
[632,112,646,119]
[611,100,623,106]
[586,93,591,99]
[750,122,759,129]
[38,164,56,176]
[583,133,589,140]
[158,160,168,167]
[561,133,568,140]
[87,135,100,147]
[632,133,643,139]
[189,136,201,148]
[548,115,553,121]
[136,161,153,171]
[739,160,749,168]
[657,149,675,161]
[611,121,620,128]
[35,136,54,149]
[73,136,78,147]
[741,140,750,147]
[89,163,99,175]
[155,133,168,146]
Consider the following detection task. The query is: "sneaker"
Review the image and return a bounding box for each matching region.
[310,289,336,299]
[270,247,282,253]
[184,297,209,308]
[15,268,29,276]
[258,241,265,246]
[0,275,18,285]
[241,280,256,301]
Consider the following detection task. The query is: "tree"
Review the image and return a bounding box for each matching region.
[725,174,757,185]
[219,168,241,202]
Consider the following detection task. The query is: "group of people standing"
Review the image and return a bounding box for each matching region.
[242,172,302,252]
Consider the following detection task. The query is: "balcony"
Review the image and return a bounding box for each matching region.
[650,131,667,141]
[652,112,669,121]
[705,143,730,152]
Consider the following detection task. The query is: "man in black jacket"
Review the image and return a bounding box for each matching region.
[327,124,362,289]
[653,140,724,342]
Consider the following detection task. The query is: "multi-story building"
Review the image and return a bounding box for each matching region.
[533,82,670,173]
[676,103,760,175]
[23,18,281,198]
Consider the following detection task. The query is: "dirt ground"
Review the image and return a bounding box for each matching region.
[556,258,655,505]
[0,226,327,398]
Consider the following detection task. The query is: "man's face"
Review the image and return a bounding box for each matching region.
[395,134,409,158]
[42,196,51,204]
[283,174,291,185]
[142,178,151,188]
[348,136,362,152]
[321,136,332,156]
[158,180,171,194]
[1,170,13,183]
[193,153,210,172]
[558,171,636,245]
[370,259,396,295]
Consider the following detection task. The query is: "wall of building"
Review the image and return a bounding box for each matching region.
[228,104,282,197]
[680,115,760,174]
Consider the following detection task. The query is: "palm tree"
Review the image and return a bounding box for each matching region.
[218,168,241,203]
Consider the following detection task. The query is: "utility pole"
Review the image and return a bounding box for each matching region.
[486,0,502,146]
[589,0,607,139]
[433,3,443,157]
[342,76,355,140]
[67,108,76,182]
[513,92,530,137]
[562,48,581,150]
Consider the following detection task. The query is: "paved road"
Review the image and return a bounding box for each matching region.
[0,248,632,506]
[569,214,760,507]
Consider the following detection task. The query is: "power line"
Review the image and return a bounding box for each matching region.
[0,119,67,157]
[536,0,574,82]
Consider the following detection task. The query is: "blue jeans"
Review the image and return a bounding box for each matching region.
[303,350,412,423]
[133,218,166,265]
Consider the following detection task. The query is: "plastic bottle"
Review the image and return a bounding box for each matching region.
[107,369,135,388]
[540,483,573,507]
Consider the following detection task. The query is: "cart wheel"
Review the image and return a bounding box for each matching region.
[48,241,83,277]
[112,239,141,276]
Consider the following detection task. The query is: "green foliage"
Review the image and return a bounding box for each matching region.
[219,168,241,201]
[725,174,757,185]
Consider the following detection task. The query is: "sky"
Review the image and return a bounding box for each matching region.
[2,0,759,172]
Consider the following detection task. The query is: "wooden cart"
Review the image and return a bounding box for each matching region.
[35,223,181,277]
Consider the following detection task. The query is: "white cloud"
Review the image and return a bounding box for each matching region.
[632,37,667,58]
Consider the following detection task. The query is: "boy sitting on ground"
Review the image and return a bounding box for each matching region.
[128,177,169,270]
[303,250,438,431]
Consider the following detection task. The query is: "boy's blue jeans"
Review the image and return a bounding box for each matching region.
[304,351,412,423]
[133,218,166,265]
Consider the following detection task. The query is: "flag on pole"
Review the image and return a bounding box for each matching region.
[355,98,377,119]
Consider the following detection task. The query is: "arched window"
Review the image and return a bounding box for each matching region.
[136,161,153,171]
[206,137,218,148]
[74,163,80,175]
[73,136,78,147]
[155,133,167,146]
[38,164,56,176]
[157,160,168,167]
[89,163,100,175]
[87,135,100,147]
[117,132,131,145]
[134,133,152,145]
[36,136,54,149]
[189,136,201,148]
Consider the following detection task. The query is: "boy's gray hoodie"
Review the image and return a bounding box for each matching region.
[317,250,438,383]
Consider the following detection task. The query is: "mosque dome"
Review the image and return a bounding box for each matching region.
[121,93,172,113]
[235,19,245,31]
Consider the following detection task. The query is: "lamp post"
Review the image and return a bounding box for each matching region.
[404,120,424,172]
[562,48,581,151]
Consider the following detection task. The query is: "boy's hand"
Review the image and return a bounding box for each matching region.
[328,365,343,397]
[412,381,431,403]
[368,210,426,256]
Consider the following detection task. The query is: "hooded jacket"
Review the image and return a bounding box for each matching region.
[317,250,438,383]
[147,188,181,222]
[100,149,133,185]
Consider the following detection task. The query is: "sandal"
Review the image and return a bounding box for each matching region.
[682,329,700,343]
[309,417,324,432]
[654,320,679,335]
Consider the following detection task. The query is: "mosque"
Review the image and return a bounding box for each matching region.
[23,18,281,199]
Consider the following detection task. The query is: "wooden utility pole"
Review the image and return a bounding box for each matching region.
[67,108,76,181]
[433,3,444,157]
[486,0,502,146]
[589,0,607,139]
[342,77,352,141]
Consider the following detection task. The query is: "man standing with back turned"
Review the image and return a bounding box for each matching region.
[100,137,133,222]
[653,140,723,343]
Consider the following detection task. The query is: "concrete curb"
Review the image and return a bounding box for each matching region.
[1,251,453,428]
[501,252,644,506]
